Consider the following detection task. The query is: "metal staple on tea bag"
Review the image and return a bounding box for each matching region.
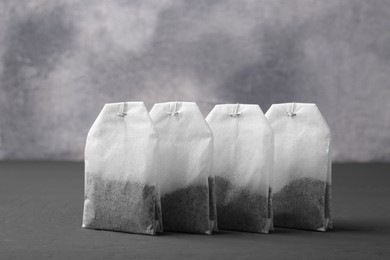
[167,101,180,116]
[117,102,127,117]
[286,102,297,118]
[229,103,241,118]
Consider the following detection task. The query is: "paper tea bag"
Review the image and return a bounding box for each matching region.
[149,102,217,234]
[265,103,332,231]
[82,102,162,235]
[206,104,274,233]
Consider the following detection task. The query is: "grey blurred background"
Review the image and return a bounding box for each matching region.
[0,0,389,162]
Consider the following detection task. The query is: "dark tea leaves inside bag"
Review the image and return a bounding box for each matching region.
[161,183,211,234]
[215,177,268,233]
[85,176,157,234]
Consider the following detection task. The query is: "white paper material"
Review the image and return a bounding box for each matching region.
[265,103,332,231]
[82,102,162,235]
[149,102,217,234]
[206,104,273,233]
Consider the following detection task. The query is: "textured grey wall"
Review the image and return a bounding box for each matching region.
[0,0,389,161]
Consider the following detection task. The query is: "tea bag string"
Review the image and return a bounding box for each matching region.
[286,102,297,117]
[230,103,241,118]
[167,101,179,116]
[117,102,127,117]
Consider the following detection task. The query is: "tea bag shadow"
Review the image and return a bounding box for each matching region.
[330,220,385,234]
[82,228,162,236]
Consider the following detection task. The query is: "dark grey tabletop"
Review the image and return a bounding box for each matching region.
[1,162,389,259]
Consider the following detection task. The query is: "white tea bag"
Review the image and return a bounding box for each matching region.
[206,104,273,233]
[265,103,332,231]
[82,102,162,235]
[149,102,217,234]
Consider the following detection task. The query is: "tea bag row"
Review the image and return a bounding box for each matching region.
[82,101,332,236]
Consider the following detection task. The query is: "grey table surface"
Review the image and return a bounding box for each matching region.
[0,162,389,260]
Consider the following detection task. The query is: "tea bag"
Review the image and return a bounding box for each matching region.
[265,103,332,231]
[149,102,217,234]
[82,102,162,235]
[206,104,273,233]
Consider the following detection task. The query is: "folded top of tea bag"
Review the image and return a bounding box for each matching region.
[149,101,213,196]
[206,104,273,193]
[86,101,158,185]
